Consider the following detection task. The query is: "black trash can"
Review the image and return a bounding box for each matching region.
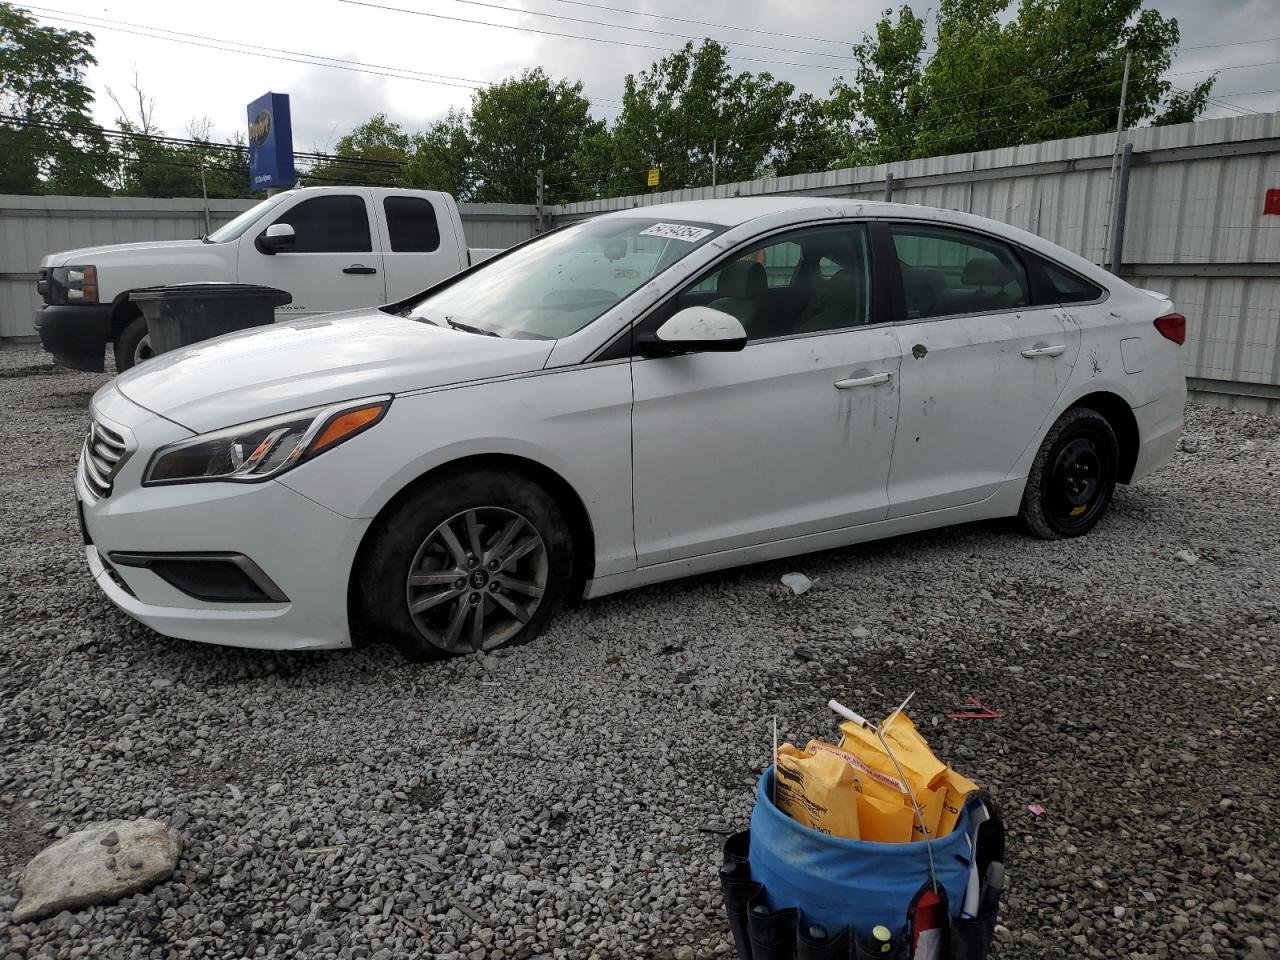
[129,283,292,355]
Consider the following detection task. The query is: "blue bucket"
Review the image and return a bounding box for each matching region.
[747,768,976,936]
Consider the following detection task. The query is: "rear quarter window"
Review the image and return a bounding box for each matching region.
[1027,253,1105,304]
[384,196,441,253]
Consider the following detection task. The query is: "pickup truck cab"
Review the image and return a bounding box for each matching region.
[35,186,502,371]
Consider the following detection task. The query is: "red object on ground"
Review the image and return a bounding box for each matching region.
[947,696,1000,720]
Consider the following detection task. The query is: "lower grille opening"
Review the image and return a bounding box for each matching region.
[100,560,136,598]
[108,552,288,604]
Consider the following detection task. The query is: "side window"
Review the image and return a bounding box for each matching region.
[1029,253,1104,304]
[677,223,872,340]
[272,195,371,253]
[892,224,1029,319]
[384,196,441,253]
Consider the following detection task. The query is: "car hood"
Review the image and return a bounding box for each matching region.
[112,308,554,433]
[41,238,210,268]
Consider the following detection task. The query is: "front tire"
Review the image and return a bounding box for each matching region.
[113,316,154,372]
[1019,407,1119,540]
[357,470,573,660]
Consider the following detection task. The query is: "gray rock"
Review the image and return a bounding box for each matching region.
[13,819,182,923]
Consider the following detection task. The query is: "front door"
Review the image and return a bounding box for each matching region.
[885,222,1081,517]
[631,221,902,566]
[237,192,385,318]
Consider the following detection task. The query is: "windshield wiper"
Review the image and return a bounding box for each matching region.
[445,317,500,337]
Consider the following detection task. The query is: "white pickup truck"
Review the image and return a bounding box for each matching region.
[35,186,503,371]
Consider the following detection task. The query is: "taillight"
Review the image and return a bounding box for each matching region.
[1154,313,1185,345]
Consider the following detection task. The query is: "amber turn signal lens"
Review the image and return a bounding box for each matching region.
[308,404,386,454]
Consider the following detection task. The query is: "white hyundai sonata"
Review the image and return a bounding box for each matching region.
[77,198,1186,658]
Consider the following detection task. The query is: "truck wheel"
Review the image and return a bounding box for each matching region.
[357,470,573,660]
[113,317,153,372]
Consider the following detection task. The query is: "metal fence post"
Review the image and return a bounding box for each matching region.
[884,172,894,202]
[1108,142,1133,275]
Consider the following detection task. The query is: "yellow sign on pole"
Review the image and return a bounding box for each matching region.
[647,167,660,188]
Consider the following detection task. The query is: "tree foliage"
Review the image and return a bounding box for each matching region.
[0,0,1218,200]
[0,2,112,194]
[834,0,1215,164]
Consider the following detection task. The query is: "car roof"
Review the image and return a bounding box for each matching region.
[596,197,1111,283]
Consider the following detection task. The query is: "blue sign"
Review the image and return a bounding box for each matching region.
[246,92,295,191]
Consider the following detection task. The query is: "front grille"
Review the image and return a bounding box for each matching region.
[80,420,130,499]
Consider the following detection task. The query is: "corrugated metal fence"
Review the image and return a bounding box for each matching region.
[4,112,1278,410]
[557,112,1280,413]
[0,195,539,341]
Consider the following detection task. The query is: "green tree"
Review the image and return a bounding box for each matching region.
[304,113,411,187]
[834,0,1214,165]
[604,41,845,195]
[467,68,602,204]
[405,109,473,197]
[0,3,113,195]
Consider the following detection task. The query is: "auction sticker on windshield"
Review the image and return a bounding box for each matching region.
[639,222,715,243]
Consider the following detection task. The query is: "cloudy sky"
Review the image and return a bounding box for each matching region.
[22,0,1280,150]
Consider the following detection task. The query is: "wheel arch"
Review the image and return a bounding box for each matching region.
[347,453,598,632]
[1068,391,1140,483]
[108,292,143,343]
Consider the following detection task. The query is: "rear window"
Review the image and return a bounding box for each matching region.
[1031,254,1104,304]
[384,196,441,253]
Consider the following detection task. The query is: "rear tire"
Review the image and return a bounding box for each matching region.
[357,470,573,660]
[1019,407,1119,540]
[113,316,153,372]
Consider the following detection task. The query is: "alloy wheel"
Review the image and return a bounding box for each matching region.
[404,507,548,654]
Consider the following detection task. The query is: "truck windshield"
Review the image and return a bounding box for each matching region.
[404,217,724,340]
[206,192,293,243]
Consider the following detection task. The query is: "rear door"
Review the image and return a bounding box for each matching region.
[373,193,467,302]
[884,221,1081,517]
[237,191,384,317]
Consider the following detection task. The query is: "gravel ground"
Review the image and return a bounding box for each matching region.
[0,346,1277,960]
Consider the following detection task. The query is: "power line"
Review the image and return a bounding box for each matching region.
[1167,58,1280,77]
[541,0,855,48]
[337,0,856,72]
[28,5,627,109]
[442,0,857,62]
[1178,35,1280,50]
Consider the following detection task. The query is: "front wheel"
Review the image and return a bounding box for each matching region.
[1019,407,1119,540]
[113,316,154,372]
[357,470,573,659]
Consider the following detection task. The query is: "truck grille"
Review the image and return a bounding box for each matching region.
[80,420,131,499]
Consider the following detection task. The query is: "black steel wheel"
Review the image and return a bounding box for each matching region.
[1019,407,1119,540]
[357,470,573,660]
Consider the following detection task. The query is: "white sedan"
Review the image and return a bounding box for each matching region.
[77,198,1186,658]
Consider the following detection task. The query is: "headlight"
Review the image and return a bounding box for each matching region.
[50,265,98,303]
[143,396,391,485]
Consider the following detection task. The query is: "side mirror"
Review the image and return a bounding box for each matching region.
[638,306,748,357]
[255,222,296,255]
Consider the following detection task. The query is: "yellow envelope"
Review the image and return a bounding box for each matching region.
[935,767,980,837]
[856,791,916,843]
[837,712,948,793]
[774,743,862,839]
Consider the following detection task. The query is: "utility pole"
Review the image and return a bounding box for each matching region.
[1103,50,1132,269]
[711,138,717,189]
[199,162,210,236]
[535,168,545,234]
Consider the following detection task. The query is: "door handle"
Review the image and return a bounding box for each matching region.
[343,264,377,275]
[834,371,893,390]
[1021,344,1066,358]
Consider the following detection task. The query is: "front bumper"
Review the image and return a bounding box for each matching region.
[79,386,370,650]
[36,303,114,372]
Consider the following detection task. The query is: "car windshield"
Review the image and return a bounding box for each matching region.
[404,217,725,339]
[206,192,293,243]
